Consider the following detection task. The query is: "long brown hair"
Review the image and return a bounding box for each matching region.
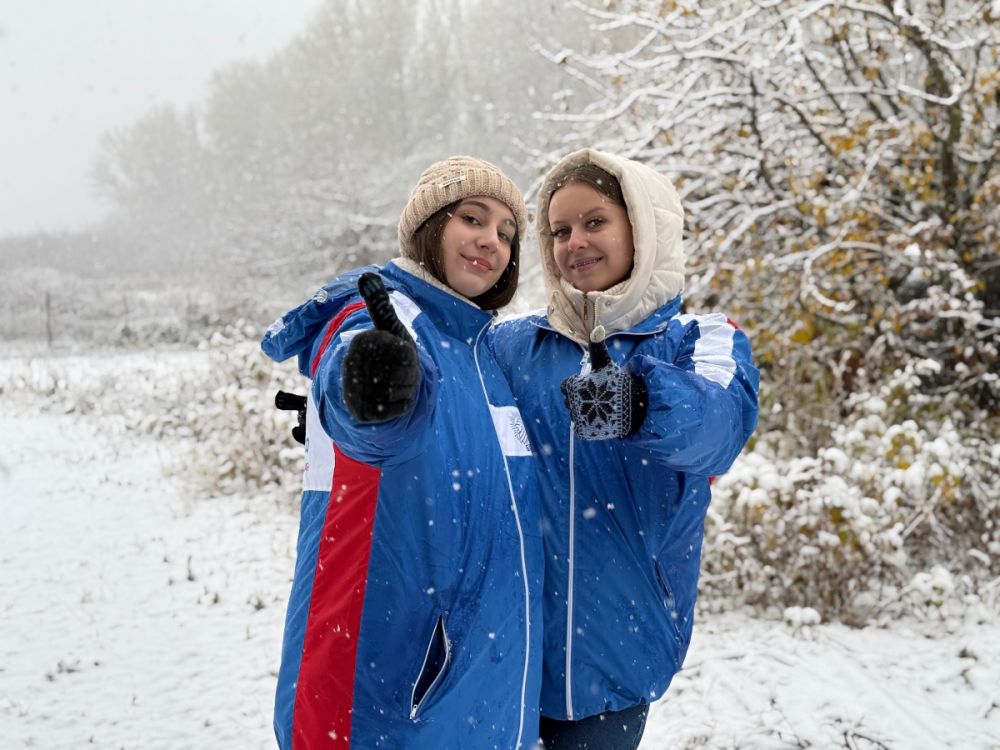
[409,200,520,311]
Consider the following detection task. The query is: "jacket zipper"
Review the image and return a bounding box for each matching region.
[565,422,576,720]
[409,615,451,719]
[564,336,591,719]
[583,294,596,338]
[473,321,531,748]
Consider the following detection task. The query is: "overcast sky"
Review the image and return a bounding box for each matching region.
[0,0,322,237]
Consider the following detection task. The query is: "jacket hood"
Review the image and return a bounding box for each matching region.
[261,259,491,376]
[261,264,378,374]
[536,148,685,343]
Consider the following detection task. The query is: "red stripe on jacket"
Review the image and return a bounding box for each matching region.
[294,298,381,747]
[293,447,380,748]
[310,301,367,377]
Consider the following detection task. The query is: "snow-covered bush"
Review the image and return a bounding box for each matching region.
[180,324,305,497]
[0,321,305,500]
[703,362,999,625]
[0,264,294,353]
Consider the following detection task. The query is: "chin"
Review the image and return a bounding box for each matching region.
[573,279,604,293]
[451,278,492,299]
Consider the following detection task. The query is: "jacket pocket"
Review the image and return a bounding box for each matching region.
[410,614,451,720]
[653,561,688,659]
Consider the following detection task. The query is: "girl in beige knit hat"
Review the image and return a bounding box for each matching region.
[396,155,529,310]
[262,156,543,749]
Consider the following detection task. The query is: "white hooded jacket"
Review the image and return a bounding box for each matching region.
[536,148,686,342]
[489,148,759,720]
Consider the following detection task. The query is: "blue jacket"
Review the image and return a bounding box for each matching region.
[262,260,543,749]
[488,295,759,720]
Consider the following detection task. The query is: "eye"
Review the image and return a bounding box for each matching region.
[462,214,482,226]
[549,226,569,239]
[498,230,513,244]
[586,217,606,230]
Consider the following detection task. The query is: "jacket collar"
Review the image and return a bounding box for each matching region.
[533,294,682,340]
[386,259,494,343]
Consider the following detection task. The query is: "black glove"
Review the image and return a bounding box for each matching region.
[341,272,420,422]
[274,390,307,444]
[560,326,648,440]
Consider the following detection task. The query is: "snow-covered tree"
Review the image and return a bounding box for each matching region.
[92,105,210,230]
[88,0,595,278]
[538,0,999,621]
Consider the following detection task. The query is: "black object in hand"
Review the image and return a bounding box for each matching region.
[274,390,307,444]
[560,326,648,440]
[341,273,419,422]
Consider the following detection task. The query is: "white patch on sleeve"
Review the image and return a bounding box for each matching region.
[489,405,533,457]
[265,316,285,337]
[334,292,419,347]
[389,290,421,342]
[677,313,737,387]
[303,391,334,492]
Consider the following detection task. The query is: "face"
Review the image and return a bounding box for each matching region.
[439,196,515,299]
[548,181,635,293]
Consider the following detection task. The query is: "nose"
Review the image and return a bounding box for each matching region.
[568,227,588,252]
[477,226,501,252]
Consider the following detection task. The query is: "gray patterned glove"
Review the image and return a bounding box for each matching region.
[560,326,648,440]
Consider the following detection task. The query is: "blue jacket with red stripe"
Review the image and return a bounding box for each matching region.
[487,296,759,721]
[261,259,543,749]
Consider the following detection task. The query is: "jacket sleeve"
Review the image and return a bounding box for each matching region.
[625,313,759,475]
[311,303,440,466]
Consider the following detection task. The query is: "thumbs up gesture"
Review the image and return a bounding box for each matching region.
[560,326,648,440]
[341,273,420,422]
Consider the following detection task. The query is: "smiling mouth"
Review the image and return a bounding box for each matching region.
[463,256,494,272]
[570,257,602,270]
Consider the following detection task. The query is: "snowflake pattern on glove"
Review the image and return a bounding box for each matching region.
[560,339,647,441]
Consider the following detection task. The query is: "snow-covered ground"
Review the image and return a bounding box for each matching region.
[0,411,296,748]
[2,410,998,749]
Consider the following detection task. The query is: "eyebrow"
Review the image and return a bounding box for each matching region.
[461,199,517,227]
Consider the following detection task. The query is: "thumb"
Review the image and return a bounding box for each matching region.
[587,325,613,370]
[358,272,409,340]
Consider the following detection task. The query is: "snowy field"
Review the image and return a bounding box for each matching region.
[2,385,998,748]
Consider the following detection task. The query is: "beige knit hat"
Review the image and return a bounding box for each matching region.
[398,156,528,257]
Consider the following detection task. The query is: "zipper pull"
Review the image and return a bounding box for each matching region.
[583,293,596,333]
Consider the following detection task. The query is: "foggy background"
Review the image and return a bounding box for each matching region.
[0,0,321,235]
[0,0,601,293]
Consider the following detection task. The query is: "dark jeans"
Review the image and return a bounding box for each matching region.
[539,704,649,749]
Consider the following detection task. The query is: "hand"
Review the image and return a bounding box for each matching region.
[341,273,419,422]
[274,390,307,444]
[560,326,648,440]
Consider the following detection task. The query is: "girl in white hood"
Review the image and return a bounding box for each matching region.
[488,149,760,749]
